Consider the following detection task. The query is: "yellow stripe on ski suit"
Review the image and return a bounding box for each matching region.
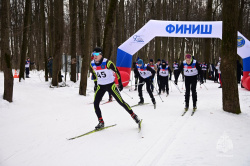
[111,84,132,110]
[94,85,100,101]
[107,61,120,80]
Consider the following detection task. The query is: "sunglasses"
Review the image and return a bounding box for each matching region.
[92,52,101,56]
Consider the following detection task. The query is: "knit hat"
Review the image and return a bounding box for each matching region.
[137,59,143,65]
[162,60,166,64]
[93,47,102,53]
[185,54,192,59]
[150,59,153,62]
[157,59,161,62]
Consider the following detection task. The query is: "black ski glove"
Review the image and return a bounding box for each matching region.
[118,81,123,91]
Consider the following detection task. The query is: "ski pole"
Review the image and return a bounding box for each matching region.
[130,71,134,91]
[116,85,133,99]
[121,90,133,99]
[171,81,182,93]
[169,79,172,92]
[128,82,145,87]
[202,83,208,90]
[152,84,164,102]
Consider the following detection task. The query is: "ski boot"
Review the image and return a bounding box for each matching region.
[131,113,140,124]
[152,98,156,109]
[193,102,197,110]
[166,91,169,97]
[184,103,189,111]
[138,98,144,105]
[108,96,112,102]
[95,118,104,129]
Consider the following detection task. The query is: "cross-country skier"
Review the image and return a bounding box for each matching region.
[157,60,172,96]
[201,61,208,83]
[90,47,141,129]
[133,57,140,91]
[148,59,156,92]
[133,59,156,106]
[216,57,222,88]
[173,60,179,82]
[155,59,161,90]
[174,54,203,110]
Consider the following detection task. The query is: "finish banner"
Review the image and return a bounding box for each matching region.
[116,20,250,88]
[117,20,250,69]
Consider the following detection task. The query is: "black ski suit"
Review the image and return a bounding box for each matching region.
[90,58,134,120]
[175,59,203,107]
[157,64,172,94]
[133,63,156,103]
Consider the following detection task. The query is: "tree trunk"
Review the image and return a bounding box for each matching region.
[204,0,212,79]
[238,0,245,33]
[48,0,54,72]
[1,0,14,102]
[52,0,64,86]
[40,0,48,81]
[79,0,94,96]
[221,0,241,114]
[155,0,162,62]
[19,0,31,81]
[70,0,77,82]
[94,1,101,46]
[103,0,118,59]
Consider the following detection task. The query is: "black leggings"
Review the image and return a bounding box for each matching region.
[185,75,197,106]
[159,76,169,93]
[138,78,154,100]
[94,83,133,119]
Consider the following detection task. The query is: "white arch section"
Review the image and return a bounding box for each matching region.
[116,20,250,74]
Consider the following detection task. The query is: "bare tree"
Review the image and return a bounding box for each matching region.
[40,0,48,81]
[221,0,241,114]
[79,0,95,96]
[204,0,212,79]
[102,0,118,59]
[19,0,31,81]
[1,0,14,102]
[52,0,64,86]
[70,0,77,82]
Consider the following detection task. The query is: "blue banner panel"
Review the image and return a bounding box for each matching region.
[116,48,133,68]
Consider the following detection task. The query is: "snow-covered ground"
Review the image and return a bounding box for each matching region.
[0,70,250,166]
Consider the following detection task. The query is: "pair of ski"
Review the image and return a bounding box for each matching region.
[68,120,143,140]
[131,102,156,109]
[182,107,197,116]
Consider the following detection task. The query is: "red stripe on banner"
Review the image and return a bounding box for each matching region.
[117,67,131,75]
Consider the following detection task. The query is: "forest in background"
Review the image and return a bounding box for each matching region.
[1,0,249,72]
[0,0,248,113]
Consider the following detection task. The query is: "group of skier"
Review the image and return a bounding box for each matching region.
[132,54,204,111]
[89,46,242,130]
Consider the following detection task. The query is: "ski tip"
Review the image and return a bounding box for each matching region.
[138,119,143,133]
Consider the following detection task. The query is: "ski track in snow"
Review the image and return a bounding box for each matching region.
[136,114,190,166]
[1,71,250,166]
